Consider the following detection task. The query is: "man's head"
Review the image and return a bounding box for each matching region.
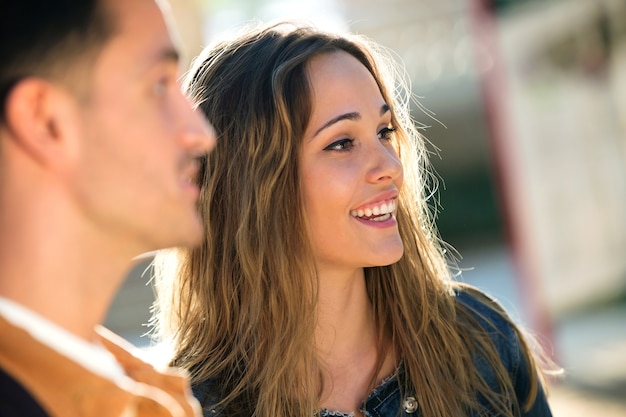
[0,0,111,121]
[0,0,215,254]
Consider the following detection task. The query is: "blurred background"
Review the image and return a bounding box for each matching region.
[105,0,626,415]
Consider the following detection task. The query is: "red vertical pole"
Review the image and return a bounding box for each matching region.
[467,0,556,359]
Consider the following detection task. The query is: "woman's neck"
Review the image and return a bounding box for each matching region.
[316,268,373,357]
[315,268,396,414]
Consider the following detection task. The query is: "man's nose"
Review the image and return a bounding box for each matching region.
[179,97,217,156]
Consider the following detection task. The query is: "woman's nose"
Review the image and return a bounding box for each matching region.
[366,142,403,183]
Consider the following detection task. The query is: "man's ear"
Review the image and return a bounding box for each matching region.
[4,78,81,169]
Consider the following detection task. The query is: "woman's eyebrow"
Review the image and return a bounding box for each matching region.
[312,104,390,138]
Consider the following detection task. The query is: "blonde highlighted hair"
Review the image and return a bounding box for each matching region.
[151,22,547,417]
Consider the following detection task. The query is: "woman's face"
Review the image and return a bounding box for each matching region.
[300,50,404,276]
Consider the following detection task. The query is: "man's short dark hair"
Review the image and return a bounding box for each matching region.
[0,0,114,124]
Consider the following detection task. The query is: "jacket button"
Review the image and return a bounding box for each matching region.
[402,396,418,414]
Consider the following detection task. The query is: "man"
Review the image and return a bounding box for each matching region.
[0,0,215,416]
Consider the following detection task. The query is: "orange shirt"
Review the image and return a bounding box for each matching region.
[0,315,201,417]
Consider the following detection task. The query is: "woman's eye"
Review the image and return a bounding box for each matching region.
[324,138,354,152]
[378,126,397,141]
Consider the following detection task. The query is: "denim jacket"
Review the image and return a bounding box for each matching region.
[192,289,552,417]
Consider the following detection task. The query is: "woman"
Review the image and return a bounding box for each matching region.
[152,22,554,417]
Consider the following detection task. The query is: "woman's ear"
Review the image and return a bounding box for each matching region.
[3,77,81,170]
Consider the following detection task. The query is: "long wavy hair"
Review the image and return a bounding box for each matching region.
[151,22,545,417]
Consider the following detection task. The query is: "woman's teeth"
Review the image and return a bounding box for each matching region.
[350,200,396,220]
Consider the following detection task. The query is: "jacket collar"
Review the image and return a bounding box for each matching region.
[0,312,200,417]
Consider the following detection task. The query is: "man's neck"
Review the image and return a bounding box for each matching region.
[0,197,136,341]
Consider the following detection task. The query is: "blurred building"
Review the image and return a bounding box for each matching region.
[335,0,626,318]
